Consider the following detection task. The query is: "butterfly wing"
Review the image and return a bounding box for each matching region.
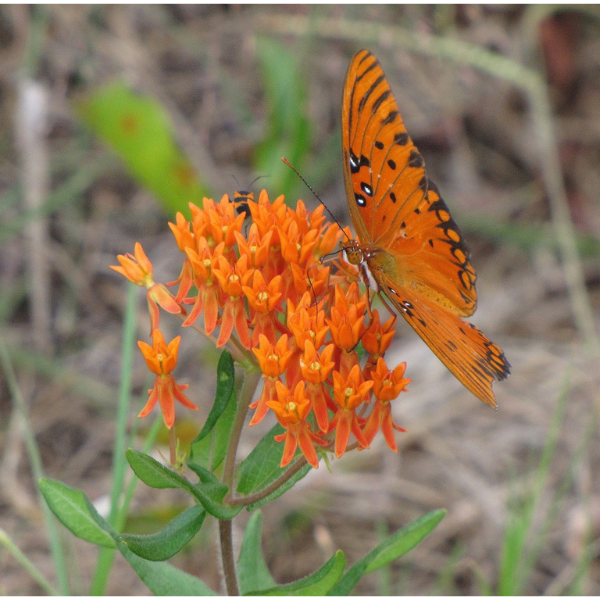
[342,49,428,248]
[376,276,510,407]
[342,49,510,404]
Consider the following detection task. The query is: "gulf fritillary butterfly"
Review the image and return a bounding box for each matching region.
[341,49,510,407]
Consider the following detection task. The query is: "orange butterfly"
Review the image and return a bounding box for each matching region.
[341,50,510,407]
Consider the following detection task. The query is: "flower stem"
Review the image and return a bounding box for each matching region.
[222,368,262,496]
[169,426,176,466]
[219,519,239,596]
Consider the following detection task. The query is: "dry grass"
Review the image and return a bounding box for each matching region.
[1,5,599,595]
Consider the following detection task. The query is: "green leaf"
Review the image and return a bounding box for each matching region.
[329,509,446,595]
[187,463,242,520]
[116,504,206,561]
[189,350,236,471]
[126,448,191,491]
[252,551,346,596]
[236,424,311,506]
[39,478,116,549]
[78,81,209,215]
[117,541,216,595]
[237,511,276,594]
[254,37,312,199]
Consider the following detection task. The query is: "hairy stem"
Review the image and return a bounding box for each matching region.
[219,518,240,596]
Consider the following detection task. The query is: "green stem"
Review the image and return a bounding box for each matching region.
[218,367,261,595]
[222,368,262,495]
[227,456,309,506]
[169,425,177,466]
[219,519,240,596]
[0,527,59,595]
[0,333,70,594]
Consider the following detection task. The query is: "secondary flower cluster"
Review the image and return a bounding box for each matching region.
[111,190,410,468]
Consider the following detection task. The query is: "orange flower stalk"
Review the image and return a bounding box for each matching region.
[137,329,198,429]
[112,190,410,462]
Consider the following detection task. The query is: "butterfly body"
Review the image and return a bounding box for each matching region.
[342,49,510,407]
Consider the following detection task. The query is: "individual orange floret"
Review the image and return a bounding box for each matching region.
[242,270,284,346]
[110,242,184,334]
[289,261,330,302]
[327,283,368,377]
[137,329,198,429]
[183,239,224,334]
[362,358,410,452]
[212,253,254,348]
[299,341,335,433]
[234,224,273,269]
[286,293,329,388]
[250,334,293,426]
[362,310,397,378]
[330,364,373,458]
[190,195,245,253]
[268,380,328,469]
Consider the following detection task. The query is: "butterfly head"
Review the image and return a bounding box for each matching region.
[341,239,364,267]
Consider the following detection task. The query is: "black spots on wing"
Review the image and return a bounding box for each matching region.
[355,193,367,208]
[361,182,373,197]
[382,215,387,222]
[408,150,424,168]
[447,340,458,351]
[375,140,384,150]
[428,239,434,248]
[382,111,399,126]
[372,90,391,114]
[419,176,428,192]
[414,207,421,215]
[390,192,397,204]
[387,159,397,170]
[394,132,409,146]
[349,150,370,174]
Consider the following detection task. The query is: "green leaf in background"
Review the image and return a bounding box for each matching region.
[252,550,346,596]
[237,511,276,594]
[189,349,236,472]
[39,478,116,549]
[117,541,217,595]
[78,82,209,215]
[236,423,311,507]
[116,504,206,561]
[328,509,447,595]
[254,37,312,200]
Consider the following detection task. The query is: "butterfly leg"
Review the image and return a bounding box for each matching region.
[374,290,396,323]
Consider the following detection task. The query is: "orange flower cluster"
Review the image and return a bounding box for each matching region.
[111,191,410,466]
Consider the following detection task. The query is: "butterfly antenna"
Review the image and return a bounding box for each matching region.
[281,157,350,242]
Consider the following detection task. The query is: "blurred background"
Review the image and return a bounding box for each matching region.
[1,4,600,595]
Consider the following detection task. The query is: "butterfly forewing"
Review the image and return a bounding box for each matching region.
[342,49,428,246]
[342,49,510,405]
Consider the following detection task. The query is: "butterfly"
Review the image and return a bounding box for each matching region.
[341,49,510,407]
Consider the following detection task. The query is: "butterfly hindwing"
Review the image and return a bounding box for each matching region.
[385,181,478,317]
[378,278,510,407]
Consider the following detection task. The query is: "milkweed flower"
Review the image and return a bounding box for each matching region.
[110,242,184,334]
[111,190,409,460]
[137,329,198,429]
